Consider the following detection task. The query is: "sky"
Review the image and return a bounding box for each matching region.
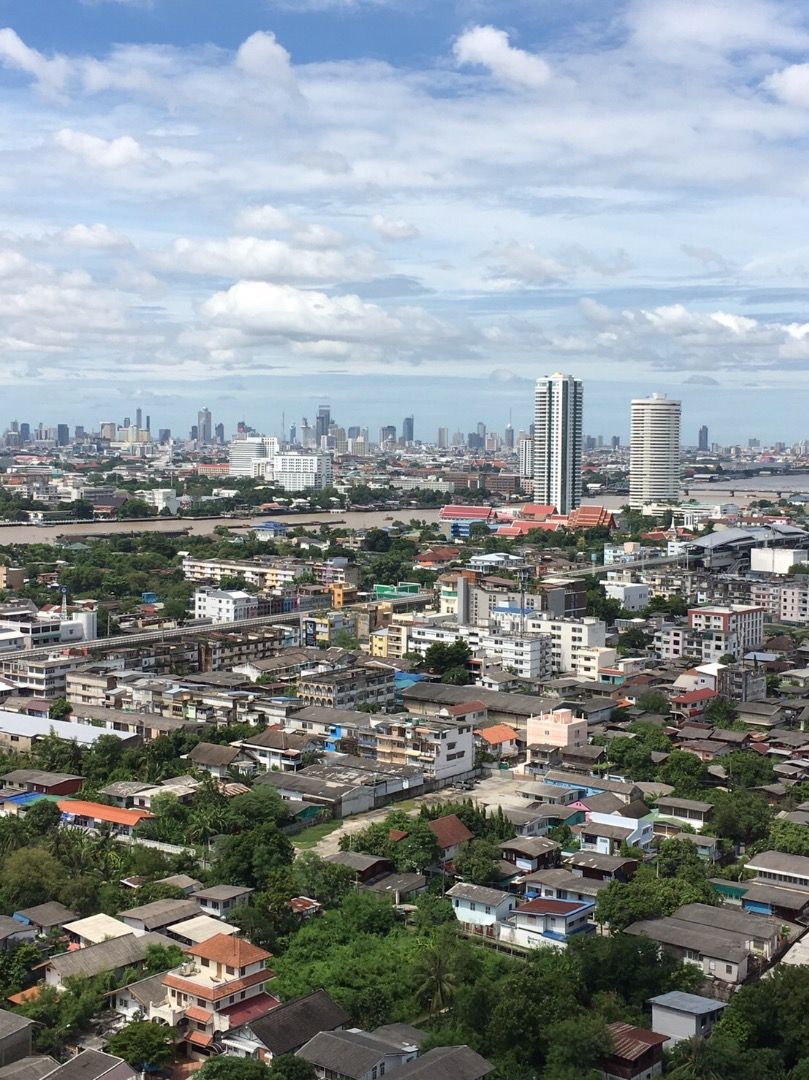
[2,0,809,443]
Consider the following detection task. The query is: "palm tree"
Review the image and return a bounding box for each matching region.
[415,943,457,1017]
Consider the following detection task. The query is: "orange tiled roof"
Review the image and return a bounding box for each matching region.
[185,1006,212,1023]
[187,933,270,967]
[164,968,271,1003]
[427,814,474,850]
[186,1031,213,1049]
[57,799,153,827]
[475,723,518,745]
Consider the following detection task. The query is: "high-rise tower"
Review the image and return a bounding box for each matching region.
[533,373,583,515]
[630,394,681,509]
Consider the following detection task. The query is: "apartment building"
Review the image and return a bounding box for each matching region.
[492,610,609,676]
[297,665,395,710]
[369,623,409,659]
[526,708,588,749]
[0,653,87,697]
[192,587,259,624]
[182,555,358,591]
[373,716,475,781]
[687,605,765,661]
[406,621,552,680]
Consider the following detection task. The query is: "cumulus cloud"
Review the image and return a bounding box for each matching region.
[54,128,144,169]
[164,236,375,282]
[454,25,552,89]
[484,240,565,286]
[234,31,299,95]
[200,281,403,341]
[765,62,809,107]
[370,213,420,241]
[627,0,809,58]
[59,224,131,249]
[235,204,294,233]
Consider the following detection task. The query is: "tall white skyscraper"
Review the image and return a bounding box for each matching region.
[197,407,212,446]
[533,373,583,514]
[630,394,681,509]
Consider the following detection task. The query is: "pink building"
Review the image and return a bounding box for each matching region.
[526,708,587,749]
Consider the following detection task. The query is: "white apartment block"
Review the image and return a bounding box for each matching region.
[750,548,808,575]
[491,609,608,676]
[228,436,279,478]
[259,452,333,492]
[604,582,650,612]
[135,488,179,514]
[193,587,259,624]
[374,717,475,781]
[406,622,552,679]
[687,605,765,661]
[778,582,809,624]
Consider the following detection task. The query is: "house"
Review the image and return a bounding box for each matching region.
[110,972,171,1022]
[150,934,277,1059]
[654,796,713,833]
[446,883,517,935]
[0,1010,35,1069]
[324,853,394,885]
[624,918,750,983]
[237,728,314,772]
[63,914,134,949]
[474,724,520,759]
[501,897,594,948]
[745,850,809,889]
[710,878,809,920]
[648,991,727,1046]
[296,1029,418,1080]
[366,872,427,905]
[56,799,153,837]
[155,874,203,896]
[427,814,474,862]
[0,770,84,796]
[191,885,254,919]
[500,837,560,874]
[578,811,653,856]
[167,915,238,948]
[40,1050,136,1080]
[672,833,720,861]
[0,919,35,953]
[601,1023,667,1080]
[566,851,638,881]
[12,901,77,935]
[187,742,257,779]
[247,989,350,1062]
[44,932,175,991]
[118,898,202,934]
[393,1046,495,1080]
[521,867,611,904]
[673,902,785,960]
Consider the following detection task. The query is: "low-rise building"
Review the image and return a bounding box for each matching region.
[648,991,726,1047]
[192,587,259,624]
[446,883,517,934]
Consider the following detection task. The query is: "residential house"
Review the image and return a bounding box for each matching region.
[167,916,238,948]
[237,728,315,772]
[648,991,727,1046]
[578,811,653,856]
[446,883,517,936]
[427,814,474,863]
[324,853,394,885]
[601,1023,667,1080]
[624,918,750,983]
[297,666,395,710]
[501,897,594,949]
[0,770,84,796]
[0,1010,36,1069]
[674,902,786,961]
[373,716,475,781]
[111,972,171,1023]
[521,868,611,904]
[393,1046,494,1080]
[186,743,257,779]
[247,989,350,1062]
[710,877,809,920]
[566,852,638,881]
[474,723,519,760]
[0,919,35,953]
[296,1029,418,1080]
[155,874,203,896]
[12,902,77,936]
[39,1050,136,1080]
[44,932,175,991]
[500,837,560,874]
[118,899,202,934]
[745,850,809,889]
[654,797,713,833]
[192,885,254,920]
[150,934,277,1059]
[56,799,153,837]
[63,914,134,949]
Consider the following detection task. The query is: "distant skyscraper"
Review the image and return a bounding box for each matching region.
[437,426,448,449]
[19,422,29,443]
[158,429,171,444]
[56,424,69,446]
[316,405,331,443]
[146,415,151,432]
[629,394,681,509]
[347,426,361,439]
[214,422,225,445]
[533,373,583,515]
[476,421,486,440]
[504,423,514,450]
[698,425,709,451]
[123,416,130,429]
[467,432,484,450]
[379,425,396,446]
[611,435,620,449]
[197,407,212,445]
[402,415,414,444]
[190,425,198,442]
[135,407,142,429]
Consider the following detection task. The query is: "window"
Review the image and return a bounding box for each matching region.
[726,964,733,974]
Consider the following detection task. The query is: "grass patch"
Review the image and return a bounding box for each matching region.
[293,819,343,849]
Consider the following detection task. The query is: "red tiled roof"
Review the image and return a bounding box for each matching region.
[672,689,718,705]
[388,829,409,842]
[518,897,585,915]
[188,934,270,967]
[427,814,474,850]
[444,701,486,716]
[475,723,518,745]
[186,1031,213,1049]
[439,505,494,520]
[219,992,280,1026]
[57,799,153,827]
[185,1006,212,1023]
[288,896,322,913]
[519,504,557,518]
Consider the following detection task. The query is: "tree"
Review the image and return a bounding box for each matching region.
[48,697,72,720]
[542,1016,613,1080]
[703,696,739,727]
[118,499,158,519]
[0,847,65,910]
[268,1058,317,1080]
[595,873,716,932]
[617,626,650,654]
[454,838,501,884]
[711,791,770,846]
[657,750,709,794]
[723,751,774,790]
[768,819,809,857]
[198,1060,272,1080]
[441,665,471,685]
[24,799,63,837]
[416,938,458,1015]
[211,822,294,888]
[635,691,670,715]
[107,1020,174,1070]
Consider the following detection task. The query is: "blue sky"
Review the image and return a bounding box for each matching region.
[1,0,809,443]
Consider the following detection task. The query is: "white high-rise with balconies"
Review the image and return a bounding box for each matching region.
[630,394,681,509]
[533,373,583,515]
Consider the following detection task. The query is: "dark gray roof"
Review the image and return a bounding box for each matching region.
[648,991,726,1015]
[0,1058,59,1080]
[250,989,350,1056]
[501,837,560,858]
[192,884,253,901]
[657,796,714,813]
[366,873,427,897]
[0,770,83,788]
[13,901,77,928]
[372,1024,428,1050]
[446,883,512,906]
[117,898,201,929]
[296,1030,400,1078]
[402,681,556,718]
[325,852,391,873]
[241,728,310,751]
[394,1045,495,1080]
[45,1050,134,1080]
[0,1007,35,1038]
[48,932,173,980]
[188,742,243,767]
[0,917,30,941]
[674,902,783,940]
[625,917,749,963]
[747,850,809,875]
[115,971,169,1009]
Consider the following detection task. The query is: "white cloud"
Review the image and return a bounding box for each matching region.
[235,204,294,233]
[234,31,298,95]
[681,243,731,271]
[201,281,403,341]
[626,0,809,58]
[484,240,565,285]
[453,25,551,89]
[0,27,70,94]
[765,62,809,107]
[370,213,420,241]
[54,128,144,169]
[164,236,375,282]
[59,224,131,249]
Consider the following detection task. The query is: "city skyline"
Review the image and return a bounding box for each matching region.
[1,3,809,432]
